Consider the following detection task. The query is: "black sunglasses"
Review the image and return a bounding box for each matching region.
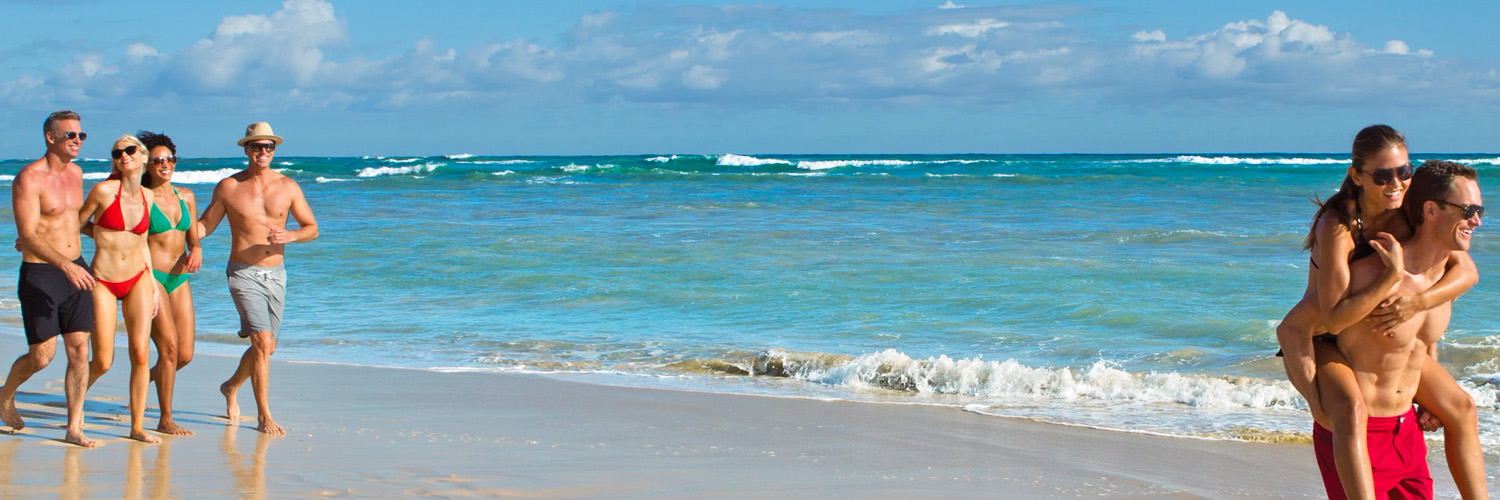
[55,131,87,141]
[246,142,276,153]
[1361,163,1414,186]
[1435,200,1484,220]
[150,155,178,165]
[110,145,139,159]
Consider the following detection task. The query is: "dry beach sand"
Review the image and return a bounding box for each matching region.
[0,339,1467,499]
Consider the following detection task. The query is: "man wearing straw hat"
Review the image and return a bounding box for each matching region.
[195,122,318,435]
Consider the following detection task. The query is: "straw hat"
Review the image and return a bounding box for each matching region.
[237,122,284,146]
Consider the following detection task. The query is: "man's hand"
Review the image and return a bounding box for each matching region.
[268,227,294,245]
[63,261,94,290]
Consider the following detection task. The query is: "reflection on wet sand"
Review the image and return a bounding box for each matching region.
[60,446,87,500]
[222,427,270,500]
[125,439,174,499]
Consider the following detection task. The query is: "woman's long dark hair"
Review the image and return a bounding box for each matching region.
[1301,125,1406,251]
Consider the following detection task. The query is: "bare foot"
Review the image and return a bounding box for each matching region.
[0,393,23,431]
[129,429,162,444]
[62,430,97,448]
[156,419,194,436]
[256,416,285,435]
[221,381,239,424]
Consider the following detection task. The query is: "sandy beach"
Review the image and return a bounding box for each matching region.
[0,339,1453,499]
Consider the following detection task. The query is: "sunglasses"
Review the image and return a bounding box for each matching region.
[110,145,139,159]
[54,131,87,141]
[1360,163,1414,186]
[246,142,276,153]
[1435,200,1484,220]
[150,155,178,165]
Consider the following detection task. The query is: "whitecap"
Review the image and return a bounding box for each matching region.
[491,170,516,176]
[798,159,914,170]
[383,157,422,164]
[315,176,357,183]
[446,153,474,160]
[357,162,440,178]
[716,154,792,167]
[170,168,243,184]
[465,160,533,165]
[1127,156,1344,165]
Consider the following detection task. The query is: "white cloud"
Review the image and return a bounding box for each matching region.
[938,1,964,9]
[1132,30,1165,42]
[176,0,347,89]
[0,4,1488,113]
[682,65,727,89]
[928,19,1011,38]
[125,43,161,64]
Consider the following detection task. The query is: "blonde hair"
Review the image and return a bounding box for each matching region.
[111,134,147,176]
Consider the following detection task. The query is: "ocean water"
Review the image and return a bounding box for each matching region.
[2,152,1498,450]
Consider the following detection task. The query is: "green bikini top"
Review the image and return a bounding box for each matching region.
[148,188,191,234]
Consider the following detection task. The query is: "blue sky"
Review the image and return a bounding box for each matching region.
[2,0,1497,158]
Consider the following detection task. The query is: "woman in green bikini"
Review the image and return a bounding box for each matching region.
[138,130,201,436]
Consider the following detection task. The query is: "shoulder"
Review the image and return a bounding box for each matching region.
[1312,208,1355,244]
[176,186,197,201]
[87,179,119,196]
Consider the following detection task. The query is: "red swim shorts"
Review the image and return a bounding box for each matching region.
[1313,406,1432,500]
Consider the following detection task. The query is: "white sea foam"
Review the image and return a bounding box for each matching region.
[764,348,1305,410]
[277,161,294,166]
[1453,157,1500,165]
[446,153,474,160]
[170,168,243,184]
[357,162,441,178]
[992,173,1017,178]
[646,155,677,163]
[716,154,792,167]
[0,175,13,182]
[797,159,913,170]
[83,172,110,180]
[383,157,422,164]
[315,177,357,183]
[465,160,533,165]
[560,163,616,173]
[491,170,516,176]
[1129,155,1344,165]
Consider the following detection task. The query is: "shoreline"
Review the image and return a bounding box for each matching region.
[0,342,1388,498]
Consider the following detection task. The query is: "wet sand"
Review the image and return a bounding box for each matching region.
[0,340,1423,498]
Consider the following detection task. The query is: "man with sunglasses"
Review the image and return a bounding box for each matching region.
[1315,160,1484,499]
[195,122,318,435]
[1,111,98,447]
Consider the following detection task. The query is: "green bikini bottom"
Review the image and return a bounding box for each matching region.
[152,270,192,294]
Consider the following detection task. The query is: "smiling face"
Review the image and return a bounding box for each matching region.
[148,145,176,184]
[112,139,146,177]
[245,140,275,169]
[1432,177,1483,252]
[1348,144,1411,212]
[46,119,84,159]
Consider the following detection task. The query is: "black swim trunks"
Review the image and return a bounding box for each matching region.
[18,257,95,345]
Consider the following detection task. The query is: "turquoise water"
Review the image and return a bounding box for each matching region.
[2,152,1498,446]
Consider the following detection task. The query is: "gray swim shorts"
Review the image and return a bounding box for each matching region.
[226,262,285,338]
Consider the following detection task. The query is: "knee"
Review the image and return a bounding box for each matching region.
[90,357,112,376]
[157,344,178,366]
[27,351,54,371]
[1326,393,1368,434]
[176,354,192,369]
[128,346,151,366]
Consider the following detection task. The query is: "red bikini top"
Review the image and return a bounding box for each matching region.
[97,186,149,235]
